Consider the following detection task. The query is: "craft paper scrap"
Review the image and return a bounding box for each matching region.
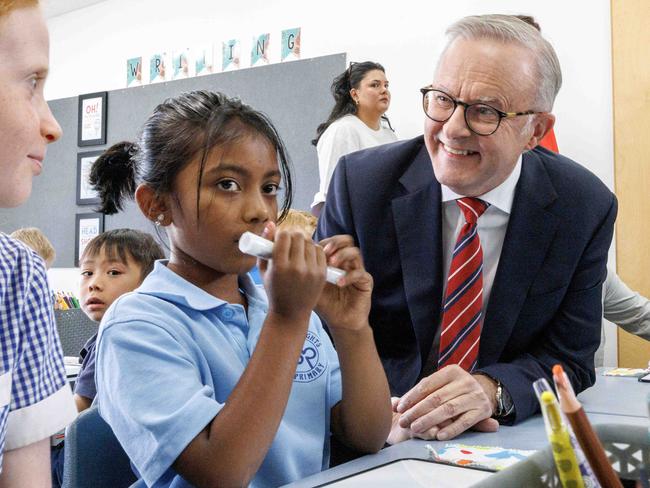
[603,368,648,377]
[428,444,536,471]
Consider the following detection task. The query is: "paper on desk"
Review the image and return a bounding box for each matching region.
[324,459,492,487]
[430,443,535,471]
[603,367,648,377]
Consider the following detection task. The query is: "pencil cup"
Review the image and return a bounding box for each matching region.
[471,423,650,488]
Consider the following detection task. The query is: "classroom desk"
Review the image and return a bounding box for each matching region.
[578,369,649,418]
[284,372,650,487]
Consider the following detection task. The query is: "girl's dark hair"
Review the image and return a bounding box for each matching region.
[90,90,293,222]
[312,61,393,146]
[80,228,165,280]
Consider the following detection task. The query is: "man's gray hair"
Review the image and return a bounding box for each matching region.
[442,14,562,111]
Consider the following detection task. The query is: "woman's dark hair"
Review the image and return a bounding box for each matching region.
[89,90,293,222]
[312,61,393,146]
[80,228,165,280]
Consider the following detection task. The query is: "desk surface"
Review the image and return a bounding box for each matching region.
[284,371,650,487]
[578,369,649,418]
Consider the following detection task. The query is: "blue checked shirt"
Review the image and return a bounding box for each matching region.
[0,234,76,472]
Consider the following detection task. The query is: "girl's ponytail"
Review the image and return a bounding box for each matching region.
[89,141,139,215]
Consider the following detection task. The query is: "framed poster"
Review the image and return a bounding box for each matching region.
[77,91,107,146]
[76,150,103,205]
[75,212,104,266]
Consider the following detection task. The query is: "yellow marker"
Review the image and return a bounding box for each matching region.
[540,390,584,488]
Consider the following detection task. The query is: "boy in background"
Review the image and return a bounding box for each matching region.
[10,227,56,269]
[51,229,164,486]
[73,229,164,411]
[0,1,77,485]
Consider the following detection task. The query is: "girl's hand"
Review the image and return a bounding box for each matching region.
[259,223,327,327]
[315,234,373,331]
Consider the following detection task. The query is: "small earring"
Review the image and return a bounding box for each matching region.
[155,213,164,226]
[355,99,359,105]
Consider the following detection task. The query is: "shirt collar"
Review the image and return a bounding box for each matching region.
[138,260,268,311]
[441,155,522,215]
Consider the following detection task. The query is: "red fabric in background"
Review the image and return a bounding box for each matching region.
[539,128,558,152]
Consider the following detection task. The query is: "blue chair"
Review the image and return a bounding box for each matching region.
[62,406,137,488]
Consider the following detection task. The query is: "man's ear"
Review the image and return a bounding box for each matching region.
[135,184,170,226]
[524,113,556,151]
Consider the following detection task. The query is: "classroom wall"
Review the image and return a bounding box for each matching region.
[611,0,650,368]
[44,0,614,188]
[0,54,344,265]
[40,0,619,364]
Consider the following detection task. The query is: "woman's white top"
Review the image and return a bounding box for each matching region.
[311,114,397,208]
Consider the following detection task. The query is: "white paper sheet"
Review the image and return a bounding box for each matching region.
[323,459,493,487]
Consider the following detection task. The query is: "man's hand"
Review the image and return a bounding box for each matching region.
[394,365,499,440]
[387,397,413,445]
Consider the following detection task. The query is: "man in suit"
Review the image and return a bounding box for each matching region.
[316,14,617,443]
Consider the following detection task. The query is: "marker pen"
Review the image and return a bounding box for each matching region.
[534,378,599,487]
[540,390,585,488]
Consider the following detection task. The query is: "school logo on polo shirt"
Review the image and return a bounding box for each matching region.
[294,331,326,383]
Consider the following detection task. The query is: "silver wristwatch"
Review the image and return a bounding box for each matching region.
[494,380,514,419]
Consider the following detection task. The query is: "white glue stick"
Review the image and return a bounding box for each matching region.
[238,231,346,285]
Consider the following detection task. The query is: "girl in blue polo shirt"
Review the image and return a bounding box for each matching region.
[92,90,391,488]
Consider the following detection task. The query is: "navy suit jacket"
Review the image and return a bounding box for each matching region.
[316,136,617,423]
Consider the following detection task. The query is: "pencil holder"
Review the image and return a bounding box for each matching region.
[472,423,650,487]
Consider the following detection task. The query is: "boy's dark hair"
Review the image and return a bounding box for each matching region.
[312,61,393,146]
[80,229,165,280]
[89,90,293,223]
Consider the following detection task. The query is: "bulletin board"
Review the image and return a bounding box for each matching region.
[0,54,345,266]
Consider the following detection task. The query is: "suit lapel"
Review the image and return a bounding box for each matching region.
[480,151,560,364]
[392,145,443,365]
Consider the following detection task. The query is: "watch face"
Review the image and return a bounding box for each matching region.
[494,383,514,418]
[499,385,514,417]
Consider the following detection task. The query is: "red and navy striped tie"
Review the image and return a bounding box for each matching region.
[438,197,489,372]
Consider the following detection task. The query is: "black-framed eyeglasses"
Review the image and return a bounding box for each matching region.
[420,87,544,136]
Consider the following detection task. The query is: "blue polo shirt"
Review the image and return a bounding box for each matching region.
[95,261,342,488]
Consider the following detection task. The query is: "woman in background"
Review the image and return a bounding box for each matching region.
[311,61,397,216]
